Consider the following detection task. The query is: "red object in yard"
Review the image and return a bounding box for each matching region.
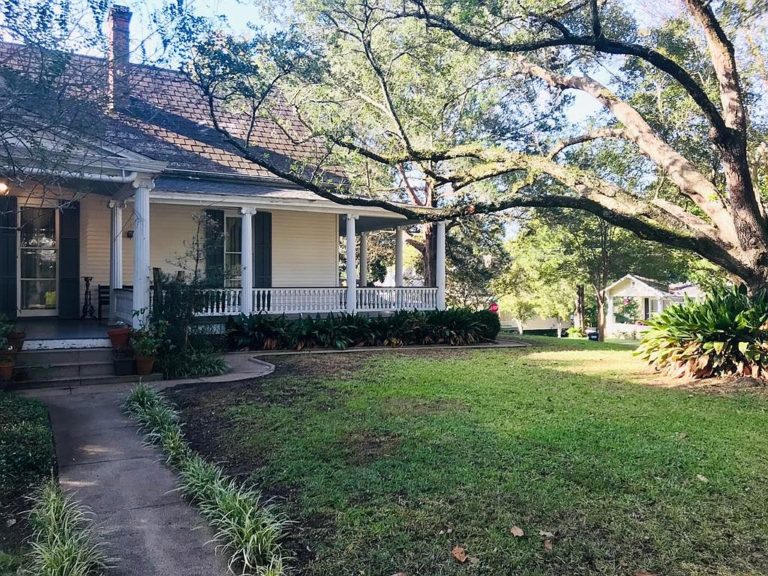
[488,302,499,314]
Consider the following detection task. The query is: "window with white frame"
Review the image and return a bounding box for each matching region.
[644,298,659,320]
[224,216,242,287]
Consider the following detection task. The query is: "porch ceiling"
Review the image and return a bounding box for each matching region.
[339,215,420,235]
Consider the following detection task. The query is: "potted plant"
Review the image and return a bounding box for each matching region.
[0,337,15,385]
[131,320,166,376]
[107,321,131,350]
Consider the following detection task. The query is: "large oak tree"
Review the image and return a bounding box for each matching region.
[104,2,768,291]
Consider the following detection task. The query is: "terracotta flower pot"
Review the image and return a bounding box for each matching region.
[0,358,14,382]
[135,355,156,376]
[7,331,25,352]
[107,327,131,350]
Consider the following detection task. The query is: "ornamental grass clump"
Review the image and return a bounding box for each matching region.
[24,479,108,576]
[636,285,768,379]
[124,385,290,575]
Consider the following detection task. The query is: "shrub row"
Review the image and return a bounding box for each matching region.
[124,385,289,576]
[226,308,501,351]
[636,285,768,379]
[0,393,55,504]
[25,479,107,576]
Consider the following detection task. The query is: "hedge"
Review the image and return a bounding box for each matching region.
[226,308,501,351]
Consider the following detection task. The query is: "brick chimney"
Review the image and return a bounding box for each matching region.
[107,4,132,111]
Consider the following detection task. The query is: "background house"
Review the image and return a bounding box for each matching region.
[605,274,703,338]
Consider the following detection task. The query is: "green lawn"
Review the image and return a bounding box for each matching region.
[170,339,768,576]
[0,392,55,575]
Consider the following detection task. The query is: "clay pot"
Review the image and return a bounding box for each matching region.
[7,331,25,352]
[0,357,14,382]
[107,326,131,350]
[135,355,156,376]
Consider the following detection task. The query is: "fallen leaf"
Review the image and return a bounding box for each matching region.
[451,546,468,563]
[633,570,657,576]
[544,539,554,551]
[468,556,480,566]
[538,530,554,538]
[696,474,709,483]
[391,573,407,576]
[510,526,525,538]
[446,528,453,534]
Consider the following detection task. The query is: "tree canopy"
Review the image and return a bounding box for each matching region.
[159,0,768,289]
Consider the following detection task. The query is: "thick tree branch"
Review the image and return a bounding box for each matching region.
[404,0,729,140]
[517,60,739,244]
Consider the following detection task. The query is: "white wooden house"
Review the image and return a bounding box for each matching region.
[604,274,703,338]
[0,6,447,341]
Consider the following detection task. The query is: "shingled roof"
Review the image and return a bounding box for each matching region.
[0,35,324,185]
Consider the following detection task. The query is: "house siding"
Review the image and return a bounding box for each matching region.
[80,201,339,290]
[272,210,338,287]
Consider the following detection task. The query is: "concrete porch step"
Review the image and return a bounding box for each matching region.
[8,372,163,390]
[7,347,160,388]
[14,361,116,382]
[15,348,115,366]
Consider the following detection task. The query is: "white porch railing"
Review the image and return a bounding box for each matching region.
[195,287,438,316]
[196,288,243,317]
[356,287,438,312]
[117,286,440,319]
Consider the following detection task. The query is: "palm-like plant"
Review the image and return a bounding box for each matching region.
[636,285,768,378]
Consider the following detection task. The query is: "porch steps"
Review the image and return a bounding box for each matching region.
[9,348,161,388]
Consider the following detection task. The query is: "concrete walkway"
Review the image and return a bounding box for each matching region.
[21,354,274,575]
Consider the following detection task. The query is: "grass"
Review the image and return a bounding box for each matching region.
[169,338,768,576]
[0,392,56,575]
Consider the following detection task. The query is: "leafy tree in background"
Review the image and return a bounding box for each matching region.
[156,0,768,292]
[496,209,692,339]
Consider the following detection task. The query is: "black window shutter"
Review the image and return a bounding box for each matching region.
[204,209,224,287]
[0,196,17,319]
[58,201,80,319]
[253,212,272,288]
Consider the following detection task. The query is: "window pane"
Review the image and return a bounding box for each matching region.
[225,253,242,287]
[21,280,57,310]
[20,208,56,248]
[21,249,57,279]
[225,218,241,253]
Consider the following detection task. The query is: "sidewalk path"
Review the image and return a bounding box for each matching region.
[21,354,274,575]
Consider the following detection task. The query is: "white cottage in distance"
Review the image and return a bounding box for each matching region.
[605,274,703,339]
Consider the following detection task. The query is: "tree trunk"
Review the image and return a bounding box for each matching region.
[557,319,562,338]
[574,284,586,333]
[422,222,438,287]
[597,296,606,342]
[516,319,524,335]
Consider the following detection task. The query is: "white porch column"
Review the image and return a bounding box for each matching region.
[395,227,405,287]
[131,178,154,328]
[108,200,124,321]
[436,220,446,310]
[240,208,256,316]
[346,214,357,313]
[359,232,368,288]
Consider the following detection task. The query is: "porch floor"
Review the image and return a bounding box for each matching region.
[16,319,111,350]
